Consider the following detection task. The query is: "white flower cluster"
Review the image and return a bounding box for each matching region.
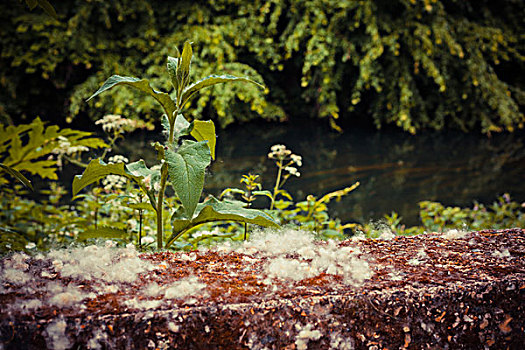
[268,144,302,177]
[267,144,291,159]
[107,155,129,164]
[95,114,137,133]
[52,136,89,167]
[102,175,127,191]
[100,155,130,191]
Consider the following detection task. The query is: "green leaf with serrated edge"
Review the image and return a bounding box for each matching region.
[77,226,128,240]
[167,196,279,247]
[72,158,156,209]
[167,56,179,92]
[0,114,105,177]
[180,75,264,109]
[0,163,33,191]
[166,140,211,218]
[86,75,176,124]
[173,113,193,141]
[191,120,216,160]
[16,160,57,179]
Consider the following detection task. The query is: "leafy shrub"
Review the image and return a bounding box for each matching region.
[1,0,523,133]
[370,194,525,236]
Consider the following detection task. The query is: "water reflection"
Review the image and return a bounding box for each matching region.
[204,121,525,225]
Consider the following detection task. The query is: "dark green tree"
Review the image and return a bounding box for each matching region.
[1,0,523,133]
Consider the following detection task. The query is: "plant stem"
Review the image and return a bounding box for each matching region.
[138,209,143,250]
[156,163,168,249]
[155,110,177,250]
[270,161,283,210]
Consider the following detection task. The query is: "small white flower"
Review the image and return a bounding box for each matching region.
[95,114,137,133]
[102,174,127,191]
[108,155,129,164]
[271,144,286,152]
[51,136,89,167]
[25,242,36,250]
[268,144,293,159]
[285,166,300,177]
[291,154,302,166]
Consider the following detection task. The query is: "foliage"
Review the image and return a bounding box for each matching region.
[19,0,57,19]
[0,116,107,253]
[368,194,525,236]
[1,118,522,253]
[74,42,278,250]
[0,117,106,186]
[221,144,361,240]
[1,0,523,133]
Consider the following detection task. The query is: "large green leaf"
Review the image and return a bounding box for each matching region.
[191,197,279,227]
[191,120,216,160]
[87,75,176,123]
[166,140,211,218]
[167,196,279,247]
[72,158,154,199]
[180,75,264,109]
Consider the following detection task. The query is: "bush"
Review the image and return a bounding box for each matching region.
[369,194,525,236]
[1,0,523,133]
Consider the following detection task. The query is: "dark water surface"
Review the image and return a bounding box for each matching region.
[201,121,525,226]
[116,121,524,226]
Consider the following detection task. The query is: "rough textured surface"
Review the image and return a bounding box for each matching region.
[0,228,524,349]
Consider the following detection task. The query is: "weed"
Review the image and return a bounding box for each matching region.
[75,41,278,249]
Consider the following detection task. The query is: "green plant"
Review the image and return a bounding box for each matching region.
[221,144,361,240]
[2,1,523,133]
[74,41,278,250]
[0,117,106,187]
[368,194,525,237]
[0,118,107,252]
[267,144,303,210]
[418,194,525,232]
[219,174,273,240]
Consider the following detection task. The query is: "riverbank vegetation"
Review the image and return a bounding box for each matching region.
[1,1,524,254]
[1,0,523,133]
[1,116,524,253]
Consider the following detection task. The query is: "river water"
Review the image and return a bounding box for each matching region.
[116,121,524,226]
[201,121,525,226]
